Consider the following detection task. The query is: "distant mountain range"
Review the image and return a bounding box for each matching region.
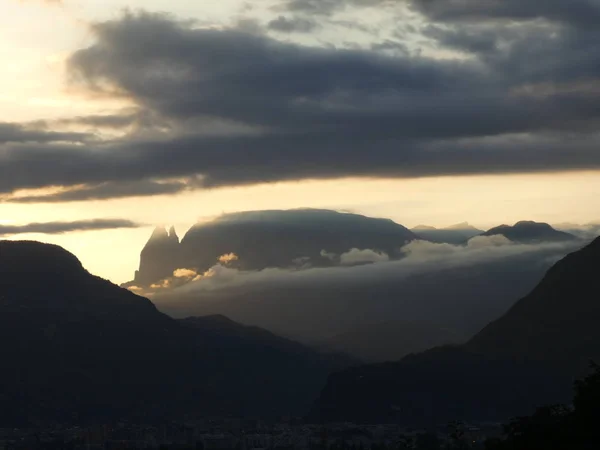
[129,209,418,287]
[413,220,578,245]
[312,236,600,425]
[0,241,351,426]
[481,221,577,243]
[128,210,579,290]
[137,211,584,360]
[412,223,483,244]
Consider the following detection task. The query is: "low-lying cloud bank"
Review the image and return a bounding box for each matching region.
[149,236,589,340]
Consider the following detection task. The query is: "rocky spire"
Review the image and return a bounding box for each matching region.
[148,225,169,242]
[135,225,181,285]
[168,225,179,244]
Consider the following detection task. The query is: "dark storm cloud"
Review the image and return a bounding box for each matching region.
[0,6,598,199]
[5,180,192,203]
[277,0,393,15]
[54,113,139,129]
[0,219,141,236]
[0,123,89,144]
[279,0,346,15]
[267,15,318,33]
[278,0,600,27]
[2,131,600,194]
[413,0,600,28]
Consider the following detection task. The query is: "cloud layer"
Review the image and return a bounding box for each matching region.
[152,237,587,340]
[2,1,600,201]
[0,219,142,236]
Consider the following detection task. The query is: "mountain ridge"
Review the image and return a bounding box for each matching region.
[129,209,418,287]
[481,220,577,243]
[0,240,351,426]
[312,235,600,425]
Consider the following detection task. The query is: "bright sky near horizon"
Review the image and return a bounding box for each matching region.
[2,0,600,283]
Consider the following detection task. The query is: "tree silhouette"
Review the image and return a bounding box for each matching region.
[486,362,600,449]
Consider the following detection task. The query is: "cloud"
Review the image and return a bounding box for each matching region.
[151,279,171,289]
[278,0,600,27]
[152,238,587,339]
[127,285,145,293]
[0,219,142,236]
[412,0,600,28]
[0,123,89,144]
[277,0,394,16]
[218,253,239,264]
[3,180,194,203]
[467,234,513,248]
[173,268,197,279]
[53,113,139,130]
[320,250,337,261]
[0,7,599,200]
[339,248,389,265]
[554,222,600,240]
[267,16,318,33]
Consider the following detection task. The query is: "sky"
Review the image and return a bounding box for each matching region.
[1,0,600,283]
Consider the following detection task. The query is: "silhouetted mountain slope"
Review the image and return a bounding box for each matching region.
[412,223,483,244]
[0,241,349,426]
[481,221,577,243]
[318,320,466,363]
[467,236,600,361]
[312,237,600,425]
[129,209,418,287]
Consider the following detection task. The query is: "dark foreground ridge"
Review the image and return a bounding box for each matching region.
[312,236,600,425]
[0,240,351,426]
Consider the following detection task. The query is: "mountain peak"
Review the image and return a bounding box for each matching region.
[168,225,179,243]
[149,226,169,241]
[146,225,180,246]
[413,224,437,230]
[514,220,550,227]
[482,220,577,243]
[0,240,84,276]
[445,222,477,230]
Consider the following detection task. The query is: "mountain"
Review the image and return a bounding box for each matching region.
[318,320,466,363]
[411,223,483,244]
[134,225,181,286]
[0,240,351,426]
[413,225,437,231]
[312,237,600,425]
[129,209,418,287]
[446,222,481,231]
[481,221,577,243]
[467,235,600,361]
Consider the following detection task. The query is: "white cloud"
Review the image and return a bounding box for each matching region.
[218,253,239,264]
[340,248,389,265]
[320,249,337,261]
[173,268,197,278]
[160,237,586,296]
[152,237,589,340]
